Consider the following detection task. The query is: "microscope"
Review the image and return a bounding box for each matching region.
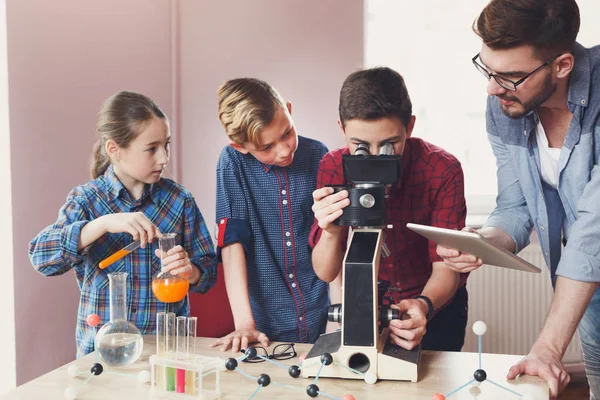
[301,143,421,383]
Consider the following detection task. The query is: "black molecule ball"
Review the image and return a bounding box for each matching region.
[225,358,238,371]
[320,353,333,366]
[306,384,320,398]
[90,363,104,376]
[474,369,487,382]
[244,347,257,359]
[288,365,301,378]
[257,373,271,387]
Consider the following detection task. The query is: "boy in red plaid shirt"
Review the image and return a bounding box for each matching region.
[310,67,468,351]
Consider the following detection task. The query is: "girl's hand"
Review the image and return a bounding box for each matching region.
[100,212,161,248]
[155,246,199,283]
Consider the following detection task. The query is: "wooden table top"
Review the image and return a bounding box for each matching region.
[2,336,548,400]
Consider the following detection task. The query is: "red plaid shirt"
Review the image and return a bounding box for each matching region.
[310,138,468,305]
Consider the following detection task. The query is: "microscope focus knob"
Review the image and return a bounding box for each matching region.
[359,194,375,208]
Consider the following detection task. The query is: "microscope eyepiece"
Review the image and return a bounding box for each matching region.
[354,143,369,156]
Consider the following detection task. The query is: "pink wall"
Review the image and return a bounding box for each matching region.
[176,0,363,226]
[6,0,363,385]
[7,0,173,384]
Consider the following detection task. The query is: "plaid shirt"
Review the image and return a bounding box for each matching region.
[310,138,468,305]
[216,136,329,343]
[29,166,217,358]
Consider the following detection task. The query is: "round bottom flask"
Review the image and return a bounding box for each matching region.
[95,272,143,367]
[152,233,189,303]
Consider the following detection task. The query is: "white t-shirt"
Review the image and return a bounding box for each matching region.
[536,121,561,189]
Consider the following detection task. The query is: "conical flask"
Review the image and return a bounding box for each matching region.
[94,272,143,367]
[152,233,189,303]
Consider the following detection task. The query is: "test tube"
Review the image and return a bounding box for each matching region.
[99,240,140,269]
[186,317,197,395]
[156,312,167,391]
[176,316,187,393]
[166,312,176,392]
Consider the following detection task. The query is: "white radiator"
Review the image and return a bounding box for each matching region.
[463,243,583,364]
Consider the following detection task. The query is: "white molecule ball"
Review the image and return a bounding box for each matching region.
[64,386,78,400]
[471,381,481,388]
[138,370,151,384]
[472,321,488,336]
[521,394,537,400]
[67,365,79,378]
[364,371,377,384]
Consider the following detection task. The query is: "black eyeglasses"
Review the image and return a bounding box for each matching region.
[241,343,297,363]
[472,52,563,91]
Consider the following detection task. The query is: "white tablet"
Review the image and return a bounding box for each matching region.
[406,223,541,273]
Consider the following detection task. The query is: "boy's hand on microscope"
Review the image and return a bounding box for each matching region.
[388,299,427,350]
[210,327,270,353]
[99,212,161,248]
[155,246,199,283]
[312,187,350,232]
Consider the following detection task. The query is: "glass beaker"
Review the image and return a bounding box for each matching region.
[94,272,143,367]
[152,233,189,303]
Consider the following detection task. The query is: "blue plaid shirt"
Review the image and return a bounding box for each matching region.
[216,136,328,343]
[29,166,217,358]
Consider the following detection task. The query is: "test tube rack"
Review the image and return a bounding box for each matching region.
[149,353,222,399]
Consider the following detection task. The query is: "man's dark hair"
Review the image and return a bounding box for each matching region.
[473,0,580,58]
[339,67,412,128]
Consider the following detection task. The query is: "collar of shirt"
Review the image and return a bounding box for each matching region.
[103,165,158,206]
[567,42,591,109]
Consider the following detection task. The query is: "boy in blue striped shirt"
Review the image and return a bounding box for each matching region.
[29,91,217,357]
[211,78,330,352]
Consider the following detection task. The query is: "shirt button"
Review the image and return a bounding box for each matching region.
[292,283,297,288]
[540,226,545,231]
[286,241,292,247]
[299,316,303,321]
[289,274,294,279]
[282,190,287,195]
[285,232,291,237]
[544,252,549,257]
[581,99,587,105]
[131,307,137,314]
[283,200,288,205]
[523,130,527,136]
[133,275,139,282]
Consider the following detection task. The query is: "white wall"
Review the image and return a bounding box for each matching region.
[0,0,16,395]
[6,0,172,385]
[176,0,363,227]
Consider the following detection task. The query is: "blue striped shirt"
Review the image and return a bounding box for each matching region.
[29,166,217,357]
[216,136,328,343]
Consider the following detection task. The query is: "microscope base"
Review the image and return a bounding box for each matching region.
[301,329,420,382]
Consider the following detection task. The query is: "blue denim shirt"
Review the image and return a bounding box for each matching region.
[484,42,600,283]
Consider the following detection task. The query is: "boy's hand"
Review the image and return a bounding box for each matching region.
[100,212,161,248]
[312,187,350,233]
[388,299,428,350]
[155,245,200,283]
[211,328,270,353]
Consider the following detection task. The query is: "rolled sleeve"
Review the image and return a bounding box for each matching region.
[60,220,90,264]
[555,164,600,282]
[29,195,90,276]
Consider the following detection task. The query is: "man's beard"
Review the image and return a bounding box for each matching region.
[498,73,557,119]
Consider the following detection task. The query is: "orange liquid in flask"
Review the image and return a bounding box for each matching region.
[152,278,189,303]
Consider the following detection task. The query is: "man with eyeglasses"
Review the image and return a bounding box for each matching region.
[437,1,600,399]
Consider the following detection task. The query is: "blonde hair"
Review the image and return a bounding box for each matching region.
[217,78,287,147]
[91,91,167,178]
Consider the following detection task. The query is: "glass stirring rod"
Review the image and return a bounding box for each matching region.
[99,240,141,269]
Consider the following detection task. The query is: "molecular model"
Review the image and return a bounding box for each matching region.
[432,321,537,400]
[220,347,358,400]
